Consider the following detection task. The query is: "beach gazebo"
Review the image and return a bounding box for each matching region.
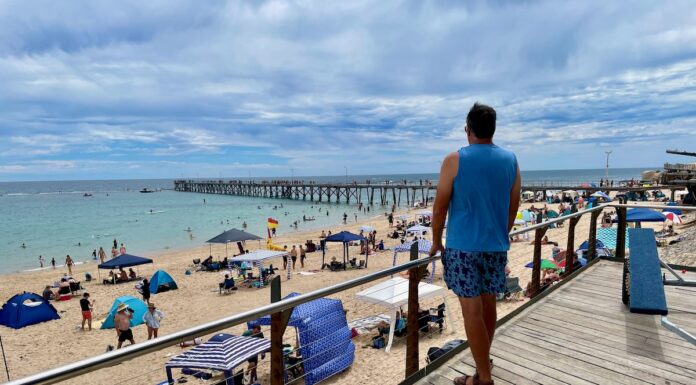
[612,208,665,228]
[356,277,446,352]
[231,249,288,281]
[98,253,153,282]
[415,210,432,223]
[391,239,437,283]
[206,228,263,257]
[323,231,367,269]
[406,224,429,237]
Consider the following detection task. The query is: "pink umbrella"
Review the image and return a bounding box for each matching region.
[663,212,682,224]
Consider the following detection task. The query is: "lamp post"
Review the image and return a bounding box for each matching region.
[605,151,612,182]
[291,168,294,179]
[344,166,348,184]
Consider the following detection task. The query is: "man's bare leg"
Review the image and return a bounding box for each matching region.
[481,293,497,345]
[459,296,492,383]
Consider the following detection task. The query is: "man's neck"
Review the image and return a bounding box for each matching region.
[469,138,493,145]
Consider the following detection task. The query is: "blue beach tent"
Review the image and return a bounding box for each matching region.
[251,293,355,385]
[0,292,60,329]
[324,231,368,268]
[101,295,148,329]
[150,270,178,294]
[98,253,153,269]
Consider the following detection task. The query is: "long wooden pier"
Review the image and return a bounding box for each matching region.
[174,179,435,206]
[173,179,686,205]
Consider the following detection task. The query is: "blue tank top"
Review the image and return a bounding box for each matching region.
[445,144,517,252]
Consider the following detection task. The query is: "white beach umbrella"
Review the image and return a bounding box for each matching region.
[360,225,375,232]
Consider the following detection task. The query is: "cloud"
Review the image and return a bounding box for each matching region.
[0,0,695,180]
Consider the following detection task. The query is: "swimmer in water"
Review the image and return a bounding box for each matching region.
[21,243,26,248]
[185,227,192,232]
[150,209,153,213]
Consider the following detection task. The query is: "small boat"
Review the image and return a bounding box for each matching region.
[83,193,93,197]
[139,188,155,193]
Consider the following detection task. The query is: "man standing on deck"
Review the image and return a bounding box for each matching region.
[430,103,521,385]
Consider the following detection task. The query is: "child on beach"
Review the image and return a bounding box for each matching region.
[80,293,94,331]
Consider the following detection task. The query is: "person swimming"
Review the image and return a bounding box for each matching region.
[21,243,26,248]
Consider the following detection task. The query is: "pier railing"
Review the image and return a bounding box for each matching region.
[5,203,696,385]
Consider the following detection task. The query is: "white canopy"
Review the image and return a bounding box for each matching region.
[416,210,432,216]
[231,250,287,262]
[356,277,446,352]
[406,224,429,234]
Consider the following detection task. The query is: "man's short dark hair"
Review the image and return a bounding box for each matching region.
[466,103,496,139]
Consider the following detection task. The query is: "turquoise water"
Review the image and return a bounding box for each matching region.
[0,168,647,273]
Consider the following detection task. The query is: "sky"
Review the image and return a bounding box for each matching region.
[1,0,696,181]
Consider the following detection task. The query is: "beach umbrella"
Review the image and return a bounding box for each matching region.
[663,212,682,224]
[524,259,559,270]
[522,210,534,223]
[513,219,526,225]
[360,225,375,232]
[398,215,408,221]
[613,208,666,223]
[516,211,523,220]
[324,231,367,269]
[590,191,612,201]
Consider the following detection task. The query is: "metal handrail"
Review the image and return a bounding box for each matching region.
[5,257,437,385]
[6,201,695,385]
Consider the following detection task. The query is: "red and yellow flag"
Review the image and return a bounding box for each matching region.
[267,217,278,229]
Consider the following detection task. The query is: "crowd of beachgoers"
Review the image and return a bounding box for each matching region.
[0,186,692,385]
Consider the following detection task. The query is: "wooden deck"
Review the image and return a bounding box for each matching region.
[417,260,696,385]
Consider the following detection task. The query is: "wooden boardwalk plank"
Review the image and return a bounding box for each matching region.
[417,261,696,385]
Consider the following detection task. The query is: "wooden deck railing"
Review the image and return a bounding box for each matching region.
[5,203,696,385]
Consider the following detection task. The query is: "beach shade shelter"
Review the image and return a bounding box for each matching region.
[149,270,178,294]
[406,224,429,236]
[356,277,446,352]
[360,225,375,232]
[231,250,287,281]
[101,295,148,329]
[98,254,153,269]
[251,293,355,385]
[0,292,60,329]
[206,228,263,257]
[613,208,666,228]
[98,253,153,281]
[391,240,436,283]
[323,231,367,269]
[415,210,433,222]
[165,333,270,385]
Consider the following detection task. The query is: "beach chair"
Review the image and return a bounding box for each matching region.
[69,281,82,295]
[497,277,523,301]
[428,303,446,332]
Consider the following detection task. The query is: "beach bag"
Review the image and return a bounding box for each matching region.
[426,339,465,363]
[371,336,385,349]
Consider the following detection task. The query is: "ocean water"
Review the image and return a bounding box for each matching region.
[0,168,647,274]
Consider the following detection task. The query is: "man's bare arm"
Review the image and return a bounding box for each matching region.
[507,163,522,232]
[430,152,458,255]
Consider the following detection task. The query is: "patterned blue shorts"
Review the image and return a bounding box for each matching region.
[442,248,508,298]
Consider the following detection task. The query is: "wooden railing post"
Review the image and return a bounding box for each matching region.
[564,216,581,276]
[616,207,627,262]
[270,276,293,385]
[405,242,420,377]
[587,209,601,261]
[531,227,548,297]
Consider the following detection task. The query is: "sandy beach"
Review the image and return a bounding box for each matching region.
[0,199,692,385]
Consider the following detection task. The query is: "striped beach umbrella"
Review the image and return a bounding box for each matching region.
[663,212,682,224]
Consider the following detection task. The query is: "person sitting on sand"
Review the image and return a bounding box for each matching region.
[42,285,56,301]
[219,274,237,293]
[128,268,137,280]
[201,256,213,268]
[530,236,558,246]
[118,268,129,283]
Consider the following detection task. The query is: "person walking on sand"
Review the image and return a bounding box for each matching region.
[98,247,106,264]
[290,245,298,270]
[430,103,520,385]
[80,293,94,331]
[51,257,56,269]
[143,303,164,340]
[39,255,44,268]
[65,255,74,275]
[141,278,151,305]
[299,245,306,268]
[119,243,126,255]
[114,304,135,348]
